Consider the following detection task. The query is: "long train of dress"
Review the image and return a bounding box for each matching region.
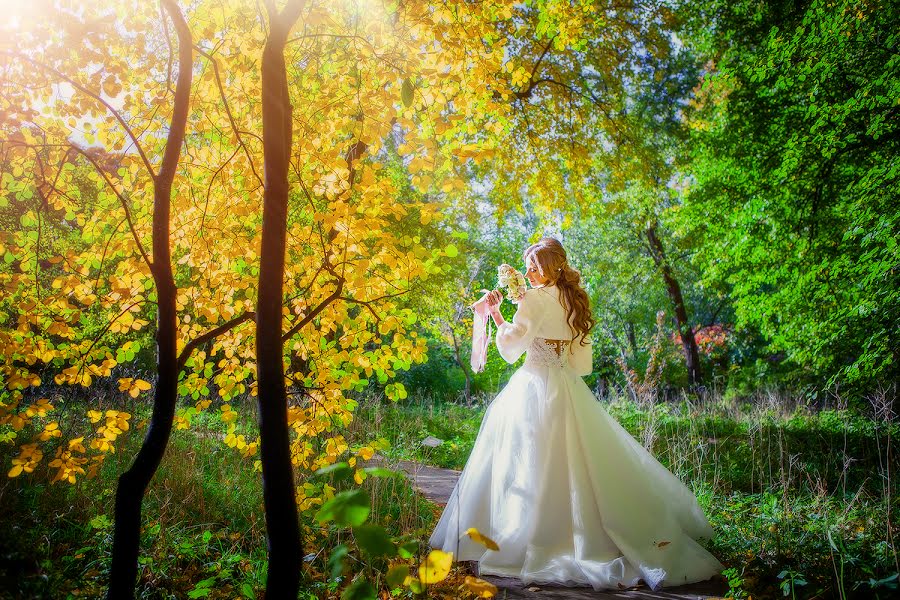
[428,338,724,591]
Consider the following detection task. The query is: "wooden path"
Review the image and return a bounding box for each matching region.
[364,454,729,600]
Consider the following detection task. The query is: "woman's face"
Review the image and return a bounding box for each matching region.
[525,258,550,287]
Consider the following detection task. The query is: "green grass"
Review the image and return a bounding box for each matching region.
[1,387,897,599]
[346,390,900,599]
[345,392,492,471]
[0,396,439,600]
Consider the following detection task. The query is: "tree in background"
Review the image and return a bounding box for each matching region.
[681,0,899,397]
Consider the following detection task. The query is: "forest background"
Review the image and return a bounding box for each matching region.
[0,0,897,599]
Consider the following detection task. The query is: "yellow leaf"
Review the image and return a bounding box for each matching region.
[418,549,453,584]
[131,378,152,397]
[465,527,500,551]
[353,468,366,484]
[464,575,498,598]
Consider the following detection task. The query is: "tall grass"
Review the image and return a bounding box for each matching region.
[2,379,896,599]
[345,384,899,599]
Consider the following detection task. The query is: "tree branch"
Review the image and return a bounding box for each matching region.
[1,51,156,177]
[282,278,344,342]
[11,140,153,269]
[176,311,257,373]
[193,45,264,188]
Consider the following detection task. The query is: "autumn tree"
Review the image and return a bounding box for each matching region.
[1,0,528,595]
[0,2,204,596]
[430,0,711,384]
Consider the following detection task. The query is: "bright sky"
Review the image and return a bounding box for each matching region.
[0,0,43,32]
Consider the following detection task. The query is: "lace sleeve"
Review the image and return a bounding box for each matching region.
[569,334,593,377]
[495,289,546,364]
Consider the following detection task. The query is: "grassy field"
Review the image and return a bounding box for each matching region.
[1,387,898,599]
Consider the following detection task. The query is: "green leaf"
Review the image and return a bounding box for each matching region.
[361,466,402,478]
[341,576,376,600]
[315,489,371,527]
[88,515,111,530]
[401,79,414,108]
[397,540,418,559]
[240,582,256,599]
[314,461,353,481]
[327,544,349,580]
[444,243,458,257]
[352,523,396,557]
[408,577,425,594]
[187,577,216,598]
[386,564,409,589]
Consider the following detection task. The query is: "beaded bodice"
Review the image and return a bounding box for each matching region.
[524,336,572,368]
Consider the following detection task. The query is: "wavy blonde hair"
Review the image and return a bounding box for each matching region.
[523,238,595,345]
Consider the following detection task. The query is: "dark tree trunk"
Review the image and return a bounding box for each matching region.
[448,325,473,406]
[107,2,191,598]
[644,224,703,387]
[256,2,305,598]
[625,321,638,360]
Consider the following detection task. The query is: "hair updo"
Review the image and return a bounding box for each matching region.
[522,237,595,345]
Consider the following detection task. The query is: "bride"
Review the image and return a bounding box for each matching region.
[428,237,724,591]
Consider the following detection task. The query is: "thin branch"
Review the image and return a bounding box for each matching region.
[177,311,257,373]
[9,140,154,269]
[337,295,381,323]
[193,45,264,188]
[282,279,344,342]
[80,300,146,362]
[1,51,156,177]
[514,38,556,100]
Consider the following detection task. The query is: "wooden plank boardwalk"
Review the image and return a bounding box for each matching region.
[365,455,729,600]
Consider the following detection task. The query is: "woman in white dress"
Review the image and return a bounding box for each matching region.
[428,237,724,591]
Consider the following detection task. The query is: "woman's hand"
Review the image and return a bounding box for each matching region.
[486,290,506,326]
[486,290,503,311]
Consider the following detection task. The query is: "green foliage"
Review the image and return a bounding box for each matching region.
[722,567,749,600]
[682,0,900,394]
[351,524,397,558]
[349,395,487,470]
[315,490,372,528]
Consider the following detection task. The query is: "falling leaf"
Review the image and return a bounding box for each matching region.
[465,527,500,551]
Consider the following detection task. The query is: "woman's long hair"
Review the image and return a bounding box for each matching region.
[523,237,595,345]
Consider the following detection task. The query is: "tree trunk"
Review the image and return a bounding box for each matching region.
[644,224,703,387]
[256,3,305,598]
[625,320,638,360]
[448,324,473,406]
[107,3,191,598]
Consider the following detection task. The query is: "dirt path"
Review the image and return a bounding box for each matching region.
[364,454,729,600]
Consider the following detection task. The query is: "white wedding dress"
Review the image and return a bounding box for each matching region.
[428,284,724,591]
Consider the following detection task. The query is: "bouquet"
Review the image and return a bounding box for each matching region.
[496,264,527,304]
[469,264,527,373]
